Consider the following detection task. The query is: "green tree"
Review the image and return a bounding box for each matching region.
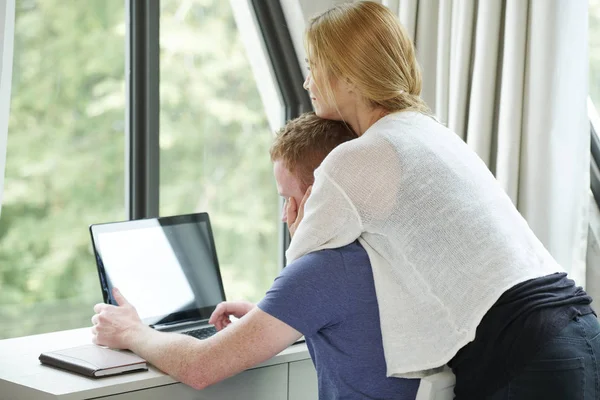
[158,0,279,302]
[0,0,280,339]
[0,0,126,338]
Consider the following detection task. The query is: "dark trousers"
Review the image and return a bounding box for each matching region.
[486,313,600,400]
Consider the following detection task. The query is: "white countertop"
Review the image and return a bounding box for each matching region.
[0,328,311,400]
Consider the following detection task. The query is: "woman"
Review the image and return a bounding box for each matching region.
[284,2,600,399]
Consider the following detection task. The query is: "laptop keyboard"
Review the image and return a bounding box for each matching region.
[182,326,218,340]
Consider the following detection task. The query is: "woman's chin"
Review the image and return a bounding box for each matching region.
[314,108,342,121]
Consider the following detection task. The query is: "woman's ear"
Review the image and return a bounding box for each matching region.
[344,77,355,93]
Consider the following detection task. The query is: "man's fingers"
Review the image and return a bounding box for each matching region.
[216,319,224,331]
[296,186,312,221]
[93,303,108,314]
[112,287,129,307]
[209,302,229,330]
[299,186,312,208]
[210,301,253,329]
[286,197,298,224]
[214,316,226,331]
[287,196,299,237]
[209,303,226,325]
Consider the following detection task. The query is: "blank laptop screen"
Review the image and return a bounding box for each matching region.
[90,214,225,326]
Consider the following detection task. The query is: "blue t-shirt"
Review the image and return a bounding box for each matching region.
[258,241,419,400]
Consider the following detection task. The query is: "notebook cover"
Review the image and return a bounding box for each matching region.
[39,344,147,378]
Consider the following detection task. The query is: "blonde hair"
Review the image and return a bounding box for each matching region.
[305,1,430,114]
[270,112,357,188]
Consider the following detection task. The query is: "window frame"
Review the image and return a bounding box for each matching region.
[249,0,312,265]
[127,0,311,266]
[126,0,160,220]
[590,99,600,208]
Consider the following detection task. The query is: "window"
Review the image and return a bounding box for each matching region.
[0,1,126,338]
[590,0,600,208]
[0,0,303,339]
[591,0,600,124]
[158,0,282,303]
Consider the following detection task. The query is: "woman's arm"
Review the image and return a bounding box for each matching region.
[285,136,400,263]
[285,169,363,262]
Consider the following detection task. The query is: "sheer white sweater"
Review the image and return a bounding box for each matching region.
[285,111,562,378]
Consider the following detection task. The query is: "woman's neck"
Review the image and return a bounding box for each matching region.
[345,104,389,137]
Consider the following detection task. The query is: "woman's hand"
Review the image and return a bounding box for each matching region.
[208,301,256,331]
[91,287,145,349]
[286,186,312,238]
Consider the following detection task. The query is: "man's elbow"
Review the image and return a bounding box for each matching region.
[174,354,216,390]
[180,370,214,391]
[187,380,211,391]
[180,360,249,390]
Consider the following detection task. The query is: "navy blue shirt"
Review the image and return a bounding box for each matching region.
[258,241,419,400]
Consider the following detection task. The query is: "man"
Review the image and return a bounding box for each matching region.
[91,112,420,399]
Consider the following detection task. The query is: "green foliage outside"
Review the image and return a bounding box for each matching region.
[0,0,279,339]
[158,0,280,304]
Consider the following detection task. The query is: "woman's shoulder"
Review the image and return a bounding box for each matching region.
[319,112,451,177]
[324,112,431,160]
[319,132,388,171]
[316,133,399,190]
[375,111,446,135]
[370,112,461,155]
[328,116,408,157]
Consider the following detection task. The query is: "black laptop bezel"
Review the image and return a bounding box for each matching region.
[89,212,227,326]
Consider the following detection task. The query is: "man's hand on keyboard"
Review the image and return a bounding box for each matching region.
[208,301,255,331]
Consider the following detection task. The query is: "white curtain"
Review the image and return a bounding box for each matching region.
[383,0,591,289]
[588,195,600,300]
[589,100,600,299]
[0,0,15,219]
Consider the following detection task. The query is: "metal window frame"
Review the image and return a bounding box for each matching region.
[126,0,160,220]
[592,121,600,208]
[250,0,312,266]
[250,1,311,121]
[126,0,309,266]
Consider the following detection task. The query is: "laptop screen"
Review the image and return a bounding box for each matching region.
[90,213,226,327]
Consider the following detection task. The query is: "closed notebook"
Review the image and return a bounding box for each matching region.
[39,344,147,378]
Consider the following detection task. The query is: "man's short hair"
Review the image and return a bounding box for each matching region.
[270,112,357,188]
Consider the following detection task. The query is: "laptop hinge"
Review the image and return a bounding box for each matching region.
[151,319,208,332]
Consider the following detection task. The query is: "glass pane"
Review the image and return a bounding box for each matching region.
[0,0,126,339]
[591,0,600,120]
[159,0,281,303]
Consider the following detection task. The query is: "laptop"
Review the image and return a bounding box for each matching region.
[89,212,225,340]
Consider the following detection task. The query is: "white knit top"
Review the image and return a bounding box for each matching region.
[286,111,563,378]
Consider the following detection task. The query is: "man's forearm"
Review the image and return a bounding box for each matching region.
[116,308,298,391]
[127,325,216,390]
[92,291,294,389]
